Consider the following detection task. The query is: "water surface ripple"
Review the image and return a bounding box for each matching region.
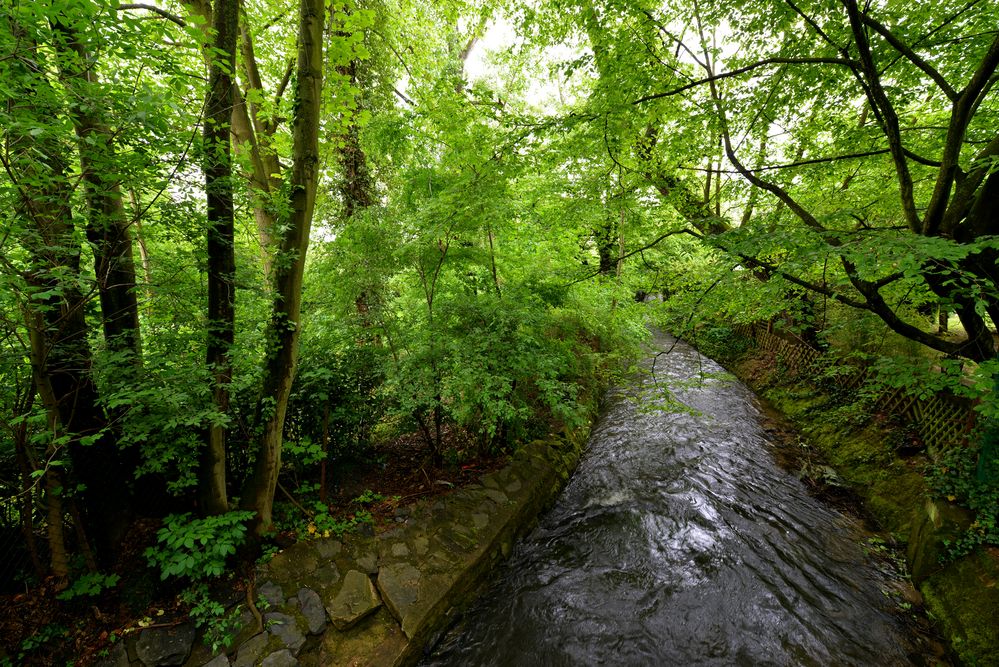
[424,332,920,666]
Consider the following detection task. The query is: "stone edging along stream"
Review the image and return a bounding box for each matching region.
[103,424,590,667]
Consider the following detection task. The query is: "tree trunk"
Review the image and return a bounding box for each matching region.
[182,0,281,280]
[12,386,44,578]
[596,203,617,275]
[45,468,70,580]
[28,309,73,581]
[240,0,324,535]
[7,22,132,561]
[50,10,150,517]
[198,0,239,516]
[337,58,375,218]
[128,190,154,298]
[50,18,143,365]
[236,11,285,277]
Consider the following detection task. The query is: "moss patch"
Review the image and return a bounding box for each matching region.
[758,383,926,536]
[921,548,999,665]
[731,345,999,664]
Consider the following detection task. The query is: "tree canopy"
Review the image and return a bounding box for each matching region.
[0,0,996,640]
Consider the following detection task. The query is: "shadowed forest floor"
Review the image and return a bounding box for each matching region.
[0,428,505,665]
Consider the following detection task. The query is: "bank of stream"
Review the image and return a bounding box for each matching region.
[424,331,942,666]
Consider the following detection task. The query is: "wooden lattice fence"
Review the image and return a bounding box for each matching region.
[733,322,975,458]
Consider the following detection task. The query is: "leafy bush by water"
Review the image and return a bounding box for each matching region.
[927,421,999,560]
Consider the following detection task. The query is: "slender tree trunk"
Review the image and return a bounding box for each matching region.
[487,222,501,297]
[337,60,375,218]
[50,19,143,364]
[617,205,625,277]
[240,0,324,535]
[12,387,44,578]
[128,190,154,296]
[336,51,380,334]
[236,12,285,277]
[50,12,150,520]
[199,0,239,516]
[924,267,996,362]
[45,468,69,580]
[67,497,97,573]
[183,0,281,279]
[596,198,618,275]
[27,314,72,580]
[232,88,279,278]
[703,159,713,206]
[938,307,949,334]
[7,24,132,561]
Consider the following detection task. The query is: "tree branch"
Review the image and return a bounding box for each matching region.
[941,132,999,234]
[843,0,922,233]
[839,256,964,355]
[565,228,702,286]
[711,93,829,233]
[925,32,999,236]
[264,58,295,134]
[117,3,187,28]
[678,147,940,173]
[637,8,707,70]
[633,57,859,105]
[857,12,958,100]
[706,237,966,357]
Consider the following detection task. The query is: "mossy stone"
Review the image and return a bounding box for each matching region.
[920,547,999,665]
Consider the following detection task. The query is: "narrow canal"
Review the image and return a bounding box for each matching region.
[424,332,931,666]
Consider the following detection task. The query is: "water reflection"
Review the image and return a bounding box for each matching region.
[423,333,924,666]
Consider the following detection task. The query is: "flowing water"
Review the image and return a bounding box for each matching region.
[424,332,929,666]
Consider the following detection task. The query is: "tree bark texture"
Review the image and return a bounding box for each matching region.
[50,18,143,364]
[7,14,133,563]
[199,0,239,516]
[240,0,324,534]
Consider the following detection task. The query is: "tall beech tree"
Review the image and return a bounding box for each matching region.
[630,0,999,362]
[200,0,239,516]
[2,6,134,562]
[238,0,325,534]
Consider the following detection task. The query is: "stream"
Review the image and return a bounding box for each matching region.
[423,332,931,666]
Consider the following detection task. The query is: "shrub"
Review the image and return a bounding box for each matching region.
[144,511,256,581]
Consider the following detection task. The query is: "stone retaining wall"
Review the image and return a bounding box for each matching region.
[101,428,590,667]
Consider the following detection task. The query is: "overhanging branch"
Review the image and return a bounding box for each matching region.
[633,57,860,105]
[118,3,187,28]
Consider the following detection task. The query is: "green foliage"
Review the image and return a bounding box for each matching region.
[309,502,368,537]
[100,353,218,494]
[285,343,386,465]
[1,0,996,634]
[144,511,256,581]
[7,623,69,663]
[180,583,242,653]
[56,572,121,601]
[354,489,383,505]
[927,422,999,560]
[688,324,750,365]
[278,490,382,539]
